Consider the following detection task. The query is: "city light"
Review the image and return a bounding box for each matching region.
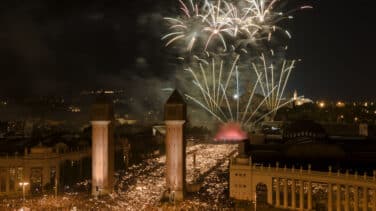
[336,101,345,108]
[19,182,29,201]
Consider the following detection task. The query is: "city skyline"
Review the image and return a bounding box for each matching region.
[1,1,376,209]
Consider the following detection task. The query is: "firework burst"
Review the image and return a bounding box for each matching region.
[162,0,312,52]
[162,0,234,52]
[250,53,298,121]
[162,0,312,127]
[183,54,277,126]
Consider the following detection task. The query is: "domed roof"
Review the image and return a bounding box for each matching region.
[283,120,327,140]
[285,143,345,159]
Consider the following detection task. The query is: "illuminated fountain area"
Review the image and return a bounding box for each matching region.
[214,122,248,142]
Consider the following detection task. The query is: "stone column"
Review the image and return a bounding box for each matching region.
[5,167,10,194]
[328,183,333,211]
[336,184,341,211]
[373,189,376,211]
[79,160,83,178]
[283,178,288,208]
[345,185,350,211]
[308,181,312,210]
[354,186,358,211]
[363,187,368,211]
[276,178,280,207]
[267,180,273,205]
[90,96,114,196]
[164,90,186,201]
[91,120,111,196]
[299,180,304,210]
[292,179,296,209]
[165,120,185,201]
[55,164,60,197]
[42,166,50,192]
[21,166,31,195]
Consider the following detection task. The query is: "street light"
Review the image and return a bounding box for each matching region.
[19,182,29,201]
[318,101,325,108]
[254,192,257,211]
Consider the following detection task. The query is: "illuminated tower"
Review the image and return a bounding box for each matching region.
[90,96,114,196]
[164,90,186,201]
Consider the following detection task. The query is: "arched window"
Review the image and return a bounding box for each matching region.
[256,183,268,205]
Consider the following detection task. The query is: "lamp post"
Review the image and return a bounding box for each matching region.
[254,192,257,211]
[54,176,58,198]
[19,182,29,201]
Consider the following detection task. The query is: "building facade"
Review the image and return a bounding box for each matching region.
[230,155,376,210]
[0,145,90,197]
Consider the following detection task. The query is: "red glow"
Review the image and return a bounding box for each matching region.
[214,122,247,141]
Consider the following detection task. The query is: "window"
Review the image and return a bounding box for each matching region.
[17,167,23,181]
[17,167,24,191]
[0,168,6,192]
[9,168,16,192]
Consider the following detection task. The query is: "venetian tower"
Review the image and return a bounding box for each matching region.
[164,90,187,201]
[90,95,114,196]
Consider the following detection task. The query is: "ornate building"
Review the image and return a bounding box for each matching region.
[0,144,90,197]
[293,90,313,107]
[230,155,376,210]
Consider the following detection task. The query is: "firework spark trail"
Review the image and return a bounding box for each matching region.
[189,57,230,119]
[163,0,311,125]
[163,0,311,52]
[240,73,262,123]
[235,67,239,121]
[219,54,239,107]
[185,54,297,126]
[186,94,225,122]
[192,79,229,120]
[274,60,286,109]
[187,56,238,122]
[186,55,285,126]
[202,0,234,51]
[276,60,295,109]
[220,83,234,121]
[253,97,298,124]
[252,54,296,120]
[243,85,277,125]
[162,0,233,52]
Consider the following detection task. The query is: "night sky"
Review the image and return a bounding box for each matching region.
[0,0,375,100]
